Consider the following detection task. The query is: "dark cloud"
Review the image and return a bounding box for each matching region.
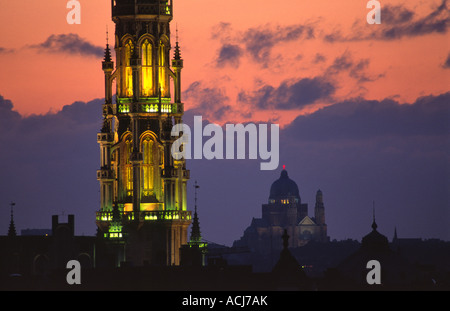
[313,53,326,63]
[30,33,104,58]
[283,92,450,141]
[326,51,384,82]
[212,23,316,68]
[211,22,233,40]
[183,81,232,121]
[382,5,415,25]
[0,96,22,144]
[381,0,449,39]
[0,95,21,122]
[0,47,14,54]
[324,0,449,42]
[243,24,315,66]
[239,77,335,110]
[216,44,243,68]
[443,52,450,68]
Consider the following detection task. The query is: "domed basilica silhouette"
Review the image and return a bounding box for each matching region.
[233,168,328,253]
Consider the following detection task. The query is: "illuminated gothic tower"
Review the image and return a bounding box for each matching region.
[96,0,191,266]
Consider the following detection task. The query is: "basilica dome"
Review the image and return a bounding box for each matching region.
[269,169,300,202]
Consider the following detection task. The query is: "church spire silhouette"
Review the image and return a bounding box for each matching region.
[189,181,202,244]
[8,202,16,237]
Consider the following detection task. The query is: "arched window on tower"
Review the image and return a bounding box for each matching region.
[124,40,134,97]
[158,40,166,97]
[123,135,133,196]
[141,39,153,97]
[142,135,154,196]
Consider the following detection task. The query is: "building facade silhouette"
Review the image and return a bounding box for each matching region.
[233,168,328,253]
[95,0,192,267]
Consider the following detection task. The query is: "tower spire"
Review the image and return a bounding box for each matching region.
[8,202,16,237]
[189,181,202,244]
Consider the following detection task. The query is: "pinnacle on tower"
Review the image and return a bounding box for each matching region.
[174,40,181,60]
[103,42,112,63]
[103,26,112,63]
[102,27,113,70]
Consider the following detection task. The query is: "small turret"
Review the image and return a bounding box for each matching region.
[316,189,323,204]
[314,189,325,225]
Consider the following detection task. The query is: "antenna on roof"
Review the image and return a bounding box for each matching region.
[372,200,377,231]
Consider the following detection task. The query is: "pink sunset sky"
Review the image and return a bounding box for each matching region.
[0,0,448,125]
